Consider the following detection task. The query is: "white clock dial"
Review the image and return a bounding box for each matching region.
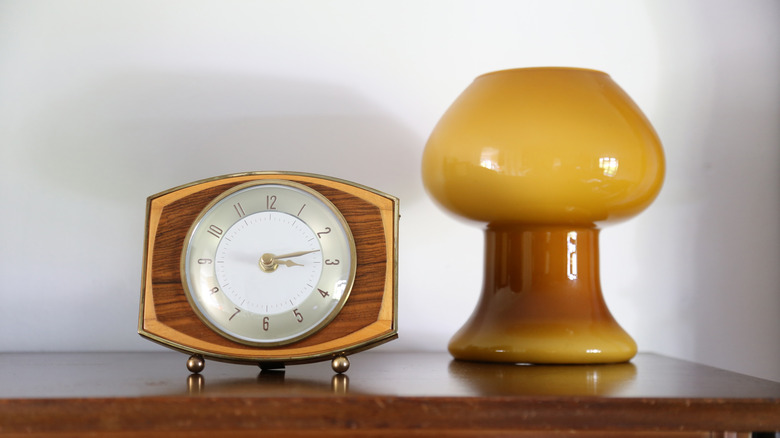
[181,180,356,346]
[215,211,323,314]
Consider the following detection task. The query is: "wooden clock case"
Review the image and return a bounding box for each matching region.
[139,172,399,368]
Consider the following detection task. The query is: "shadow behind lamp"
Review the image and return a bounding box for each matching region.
[422,67,665,364]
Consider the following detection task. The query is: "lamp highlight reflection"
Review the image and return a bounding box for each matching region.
[479,148,501,172]
[566,231,577,280]
[599,157,619,177]
[449,360,637,396]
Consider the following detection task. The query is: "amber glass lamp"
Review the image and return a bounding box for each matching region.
[422,67,665,364]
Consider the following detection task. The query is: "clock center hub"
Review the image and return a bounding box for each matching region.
[259,253,278,272]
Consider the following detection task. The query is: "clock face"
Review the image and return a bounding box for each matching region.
[181,180,356,346]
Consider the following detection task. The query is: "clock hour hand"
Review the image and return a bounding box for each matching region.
[277,259,303,267]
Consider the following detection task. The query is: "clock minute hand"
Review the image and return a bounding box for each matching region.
[273,249,321,259]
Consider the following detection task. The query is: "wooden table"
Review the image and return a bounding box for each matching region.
[0,351,778,437]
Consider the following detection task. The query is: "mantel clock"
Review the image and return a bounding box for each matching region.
[139,172,399,373]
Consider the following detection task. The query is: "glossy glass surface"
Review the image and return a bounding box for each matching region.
[422,67,665,225]
[448,225,636,363]
[422,68,665,363]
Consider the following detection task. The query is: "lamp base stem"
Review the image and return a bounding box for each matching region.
[449,224,636,364]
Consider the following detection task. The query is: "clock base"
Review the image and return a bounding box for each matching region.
[185,354,352,374]
[186,355,205,374]
[259,362,286,372]
[331,355,351,374]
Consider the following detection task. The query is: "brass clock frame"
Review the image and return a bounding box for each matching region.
[181,180,358,348]
[138,172,399,373]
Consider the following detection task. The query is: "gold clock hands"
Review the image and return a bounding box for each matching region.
[259,250,320,272]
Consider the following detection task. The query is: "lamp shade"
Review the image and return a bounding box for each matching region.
[422,67,665,226]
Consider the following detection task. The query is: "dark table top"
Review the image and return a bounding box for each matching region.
[1,351,778,436]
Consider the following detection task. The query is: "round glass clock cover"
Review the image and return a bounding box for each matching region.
[181,180,356,346]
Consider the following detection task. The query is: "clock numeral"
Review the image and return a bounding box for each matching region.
[317,227,331,238]
[207,224,223,238]
[266,195,277,210]
[293,308,303,323]
[318,288,330,298]
[210,287,219,295]
[297,204,306,216]
[262,317,269,331]
[325,259,340,265]
[198,258,213,265]
[229,307,241,321]
[233,202,246,218]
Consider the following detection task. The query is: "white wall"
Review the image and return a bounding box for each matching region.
[1,0,778,381]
